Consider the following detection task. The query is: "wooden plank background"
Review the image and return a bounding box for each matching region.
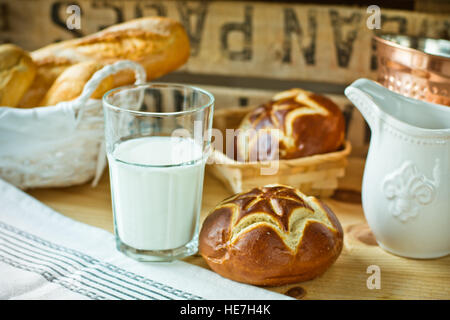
[1,0,448,83]
[0,0,448,157]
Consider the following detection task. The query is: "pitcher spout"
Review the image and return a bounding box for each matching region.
[345,78,450,136]
[344,78,383,130]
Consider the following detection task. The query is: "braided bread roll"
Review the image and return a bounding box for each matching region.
[199,184,343,286]
[236,89,345,161]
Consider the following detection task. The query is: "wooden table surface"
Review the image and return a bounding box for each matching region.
[27,158,450,300]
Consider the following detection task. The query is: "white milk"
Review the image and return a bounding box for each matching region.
[108,136,205,250]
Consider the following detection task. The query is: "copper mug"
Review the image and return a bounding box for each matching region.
[374,34,450,106]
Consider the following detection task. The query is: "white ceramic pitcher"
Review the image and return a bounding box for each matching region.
[345,79,450,259]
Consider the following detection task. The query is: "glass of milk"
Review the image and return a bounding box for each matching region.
[103,83,214,261]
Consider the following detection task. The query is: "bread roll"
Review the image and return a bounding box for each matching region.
[18,17,190,107]
[39,61,115,106]
[0,44,36,107]
[199,184,343,286]
[17,58,72,108]
[236,89,345,161]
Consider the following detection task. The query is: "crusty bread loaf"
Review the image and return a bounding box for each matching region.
[236,89,346,161]
[199,184,343,286]
[0,44,36,107]
[39,61,115,106]
[18,17,190,107]
[17,58,72,108]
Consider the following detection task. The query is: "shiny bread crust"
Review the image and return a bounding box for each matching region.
[236,89,346,161]
[199,184,344,286]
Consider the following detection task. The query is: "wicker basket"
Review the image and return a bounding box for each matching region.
[207,106,352,197]
[0,60,146,189]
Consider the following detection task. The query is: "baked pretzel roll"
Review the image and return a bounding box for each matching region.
[236,89,345,161]
[199,184,343,286]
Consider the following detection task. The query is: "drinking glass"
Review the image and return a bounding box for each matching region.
[103,83,214,261]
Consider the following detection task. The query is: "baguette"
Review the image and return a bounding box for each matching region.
[18,17,190,107]
[17,58,72,108]
[0,44,36,107]
[39,61,115,106]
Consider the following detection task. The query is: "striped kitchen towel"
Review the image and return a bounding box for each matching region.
[0,178,291,300]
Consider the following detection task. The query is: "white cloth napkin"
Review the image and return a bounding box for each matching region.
[0,178,291,300]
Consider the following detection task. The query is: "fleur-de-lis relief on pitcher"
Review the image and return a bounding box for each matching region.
[382,159,440,222]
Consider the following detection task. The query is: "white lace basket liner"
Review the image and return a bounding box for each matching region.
[0,60,146,189]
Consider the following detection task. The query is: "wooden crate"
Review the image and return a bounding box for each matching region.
[1,0,448,158]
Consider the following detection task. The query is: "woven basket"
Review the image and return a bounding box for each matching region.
[0,60,146,189]
[207,106,352,197]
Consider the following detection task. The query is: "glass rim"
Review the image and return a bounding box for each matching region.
[102,82,215,117]
[112,152,209,169]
